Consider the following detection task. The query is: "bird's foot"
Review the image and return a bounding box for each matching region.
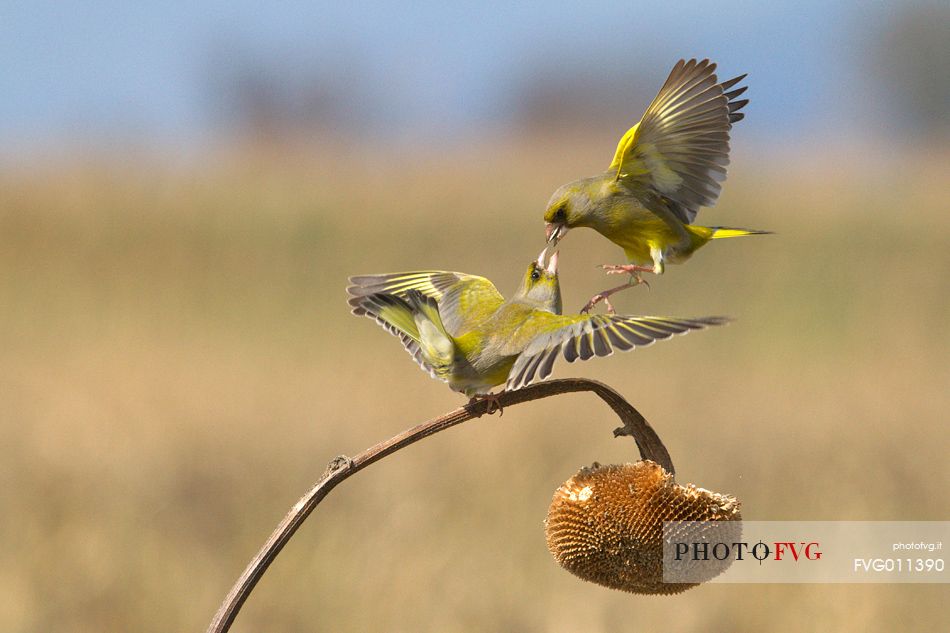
[581,292,612,315]
[469,392,504,416]
[581,274,650,314]
[599,264,652,289]
[600,263,655,276]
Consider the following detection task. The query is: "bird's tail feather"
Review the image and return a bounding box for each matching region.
[708,226,772,239]
[688,225,772,240]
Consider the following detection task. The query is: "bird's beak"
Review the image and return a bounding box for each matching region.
[546,250,559,275]
[545,222,568,245]
[537,247,548,268]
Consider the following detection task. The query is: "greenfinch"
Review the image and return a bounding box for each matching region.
[542,58,768,312]
[347,250,726,405]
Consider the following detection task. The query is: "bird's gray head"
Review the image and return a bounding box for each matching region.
[543,179,597,245]
[515,248,562,314]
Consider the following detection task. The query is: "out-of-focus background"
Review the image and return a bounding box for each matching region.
[3,2,948,631]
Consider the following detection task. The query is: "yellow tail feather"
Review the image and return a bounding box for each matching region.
[687,225,771,241]
[707,226,772,239]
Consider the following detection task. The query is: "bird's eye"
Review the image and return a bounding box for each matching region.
[555,206,566,220]
[530,269,541,281]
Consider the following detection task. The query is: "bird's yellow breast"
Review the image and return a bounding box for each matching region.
[597,204,678,266]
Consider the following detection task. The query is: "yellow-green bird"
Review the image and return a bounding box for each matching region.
[542,58,769,312]
[347,250,726,408]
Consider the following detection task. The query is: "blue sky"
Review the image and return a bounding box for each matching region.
[0,1,931,153]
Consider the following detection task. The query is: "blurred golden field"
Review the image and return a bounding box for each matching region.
[1,137,948,632]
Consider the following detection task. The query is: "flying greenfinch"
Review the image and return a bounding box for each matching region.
[347,250,726,408]
[542,58,769,312]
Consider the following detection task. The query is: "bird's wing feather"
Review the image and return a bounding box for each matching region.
[506,313,728,390]
[348,292,444,380]
[609,59,748,224]
[347,271,504,337]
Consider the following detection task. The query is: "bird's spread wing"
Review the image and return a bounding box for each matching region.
[347,271,504,337]
[506,313,729,390]
[609,59,748,224]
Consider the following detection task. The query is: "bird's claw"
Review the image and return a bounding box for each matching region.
[581,294,604,314]
[599,264,653,289]
[581,270,651,314]
[631,274,650,290]
[583,296,618,315]
[469,392,504,416]
[599,263,655,276]
[581,293,617,315]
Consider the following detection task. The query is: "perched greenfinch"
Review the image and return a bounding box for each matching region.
[542,58,768,312]
[347,250,726,406]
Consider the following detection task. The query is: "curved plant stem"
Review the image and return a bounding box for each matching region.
[206,378,672,633]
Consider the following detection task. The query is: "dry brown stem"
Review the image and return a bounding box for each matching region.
[206,378,672,633]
